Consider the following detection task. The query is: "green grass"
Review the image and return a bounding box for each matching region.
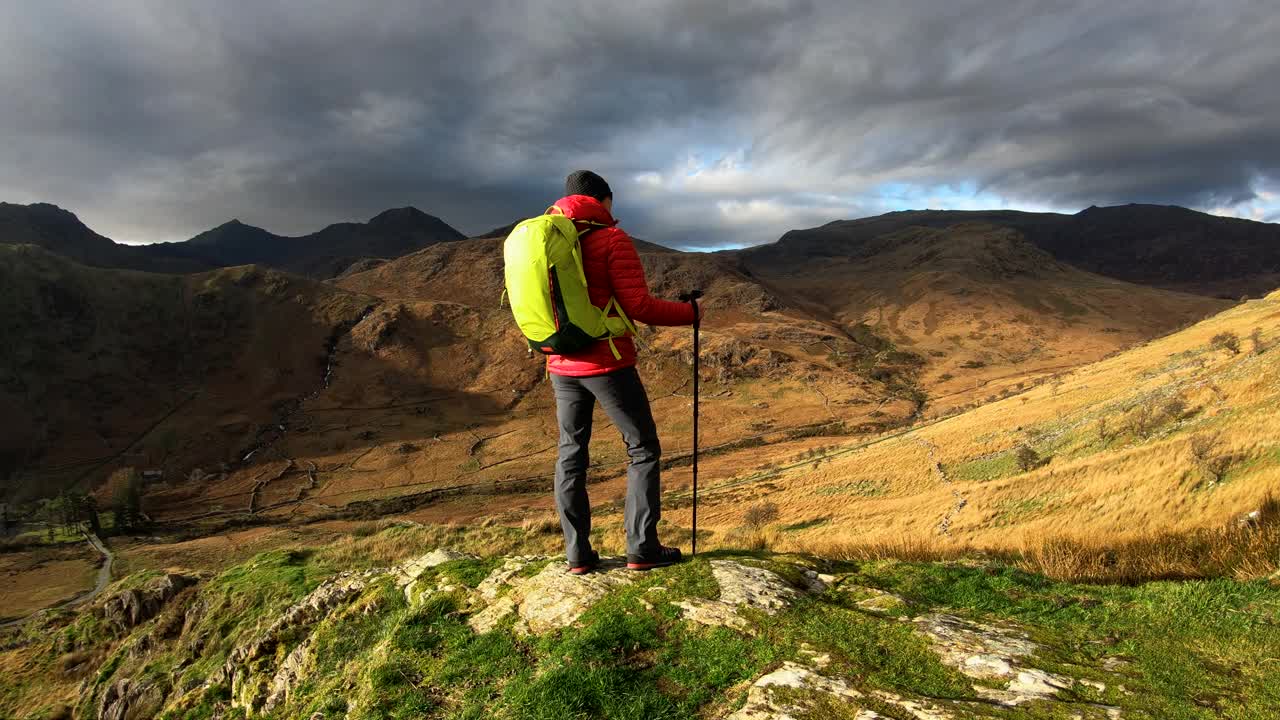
[850,560,1280,719]
[1222,444,1280,484]
[433,557,504,588]
[992,495,1053,526]
[949,452,1019,482]
[815,479,887,497]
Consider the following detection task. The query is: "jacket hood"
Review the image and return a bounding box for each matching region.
[552,195,619,228]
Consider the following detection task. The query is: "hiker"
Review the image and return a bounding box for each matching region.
[545,170,700,574]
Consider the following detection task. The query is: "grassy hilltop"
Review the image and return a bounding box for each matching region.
[1,527,1278,719]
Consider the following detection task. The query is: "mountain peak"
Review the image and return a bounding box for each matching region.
[0,201,118,263]
[367,206,442,229]
[186,218,275,249]
[0,201,86,226]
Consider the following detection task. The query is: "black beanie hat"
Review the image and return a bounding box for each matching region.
[565,170,612,201]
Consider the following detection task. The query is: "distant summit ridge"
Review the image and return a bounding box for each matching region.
[741,203,1280,297]
[0,202,466,278]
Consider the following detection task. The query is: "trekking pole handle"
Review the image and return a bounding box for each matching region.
[679,290,703,327]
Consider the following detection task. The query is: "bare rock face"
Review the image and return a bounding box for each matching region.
[101,574,195,633]
[912,614,1074,706]
[676,560,799,632]
[469,557,633,635]
[97,678,165,720]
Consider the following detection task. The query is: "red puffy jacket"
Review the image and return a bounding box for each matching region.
[545,194,696,377]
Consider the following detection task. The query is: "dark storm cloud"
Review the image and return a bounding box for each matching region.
[1,0,1278,248]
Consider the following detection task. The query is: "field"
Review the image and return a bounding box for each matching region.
[0,543,99,622]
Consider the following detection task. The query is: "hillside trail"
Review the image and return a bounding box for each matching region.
[0,532,113,629]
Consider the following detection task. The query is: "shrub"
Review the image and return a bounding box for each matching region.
[1123,400,1158,437]
[1189,434,1233,482]
[1161,396,1188,421]
[1014,444,1041,473]
[1095,417,1115,443]
[743,502,780,530]
[1210,331,1241,355]
[1250,327,1267,355]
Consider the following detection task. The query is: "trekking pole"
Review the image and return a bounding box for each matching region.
[679,290,703,556]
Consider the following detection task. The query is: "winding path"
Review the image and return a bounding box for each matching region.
[0,533,113,629]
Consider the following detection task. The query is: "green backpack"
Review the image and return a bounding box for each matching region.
[502,206,638,359]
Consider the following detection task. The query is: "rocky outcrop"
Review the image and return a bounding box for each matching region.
[476,556,543,601]
[727,660,955,720]
[470,557,633,635]
[394,548,475,606]
[101,574,195,633]
[97,678,165,720]
[675,560,799,632]
[842,583,909,615]
[727,661,874,719]
[215,571,375,713]
[913,614,1084,707]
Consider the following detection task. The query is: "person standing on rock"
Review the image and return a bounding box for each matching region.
[546,170,699,574]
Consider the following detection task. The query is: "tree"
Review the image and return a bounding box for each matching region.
[1209,331,1241,355]
[83,495,102,535]
[109,468,144,533]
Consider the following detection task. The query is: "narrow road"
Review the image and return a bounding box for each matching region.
[0,533,113,629]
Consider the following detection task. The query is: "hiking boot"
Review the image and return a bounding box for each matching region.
[626,545,682,571]
[568,550,600,575]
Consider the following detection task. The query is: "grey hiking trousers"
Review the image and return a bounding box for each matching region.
[550,366,661,562]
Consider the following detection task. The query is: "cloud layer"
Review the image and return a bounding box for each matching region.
[2,0,1278,248]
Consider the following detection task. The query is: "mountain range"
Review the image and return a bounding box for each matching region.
[0,202,465,278]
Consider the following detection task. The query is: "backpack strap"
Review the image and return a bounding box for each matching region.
[603,297,644,347]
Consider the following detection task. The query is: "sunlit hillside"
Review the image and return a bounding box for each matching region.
[667,288,1280,560]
